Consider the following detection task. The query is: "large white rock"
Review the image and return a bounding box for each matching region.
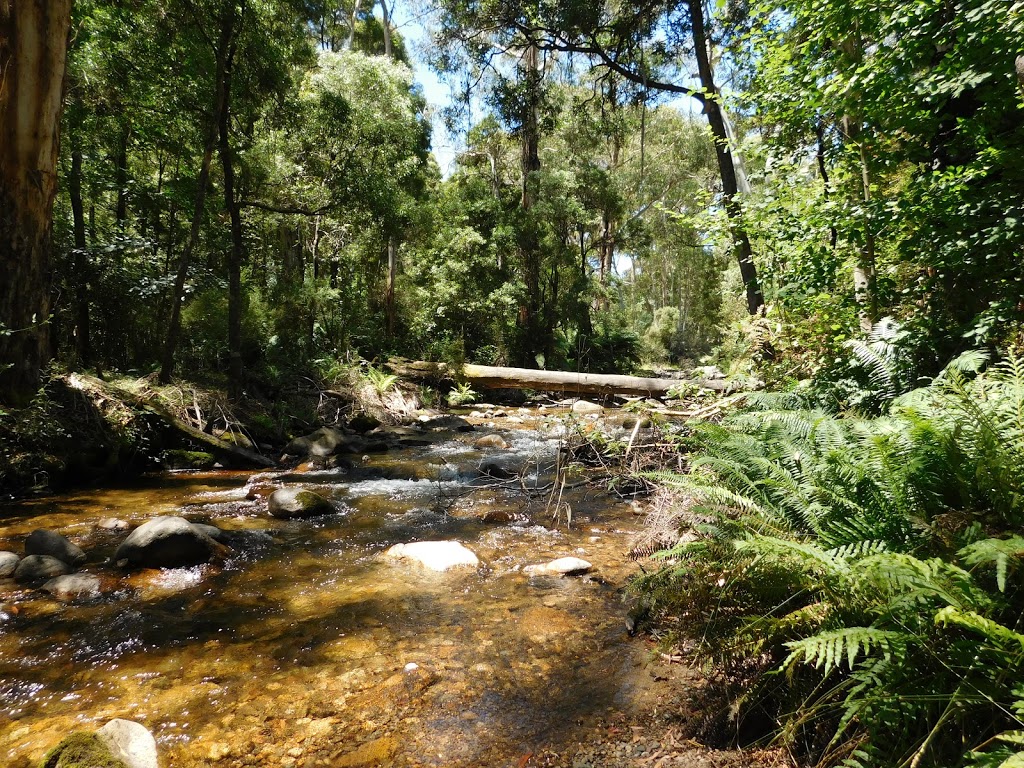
[524,557,592,577]
[570,400,604,415]
[384,541,480,572]
[97,719,160,768]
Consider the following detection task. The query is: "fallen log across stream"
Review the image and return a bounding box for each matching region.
[67,374,277,469]
[387,359,740,397]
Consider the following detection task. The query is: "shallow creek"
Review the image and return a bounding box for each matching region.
[0,411,664,767]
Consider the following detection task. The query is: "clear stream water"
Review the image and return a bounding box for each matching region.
[0,411,657,767]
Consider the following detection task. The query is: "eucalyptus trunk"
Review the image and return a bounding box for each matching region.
[516,40,543,366]
[686,0,765,318]
[70,144,91,366]
[0,0,73,405]
[218,32,243,390]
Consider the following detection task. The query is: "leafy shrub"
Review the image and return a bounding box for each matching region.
[633,354,1024,767]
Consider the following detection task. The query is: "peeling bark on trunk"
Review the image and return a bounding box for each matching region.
[0,0,73,405]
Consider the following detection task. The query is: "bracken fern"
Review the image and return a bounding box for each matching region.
[633,353,1024,767]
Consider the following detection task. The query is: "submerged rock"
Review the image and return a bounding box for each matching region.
[113,516,219,569]
[267,487,336,519]
[40,731,129,768]
[474,434,508,450]
[43,573,103,601]
[524,557,593,577]
[384,541,480,571]
[26,529,87,566]
[97,719,160,768]
[0,550,19,577]
[96,518,130,531]
[14,554,72,584]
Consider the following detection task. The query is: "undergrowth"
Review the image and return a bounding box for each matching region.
[631,353,1024,767]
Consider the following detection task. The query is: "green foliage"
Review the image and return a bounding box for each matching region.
[362,365,398,396]
[446,382,478,407]
[634,355,1024,766]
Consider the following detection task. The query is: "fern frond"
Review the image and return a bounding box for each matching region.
[784,627,907,677]
[959,537,1024,592]
[935,606,1024,651]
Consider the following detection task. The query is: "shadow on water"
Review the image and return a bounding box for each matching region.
[0,419,646,767]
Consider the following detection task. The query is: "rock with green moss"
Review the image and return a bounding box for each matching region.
[268,487,336,519]
[40,732,129,768]
[161,450,217,470]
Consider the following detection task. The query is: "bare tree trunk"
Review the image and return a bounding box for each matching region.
[687,0,765,319]
[70,143,91,366]
[114,123,129,229]
[159,8,234,384]
[841,31,877,334]
[379,0,393,58]
[0,0,73,405]
[516,40,543,366]
[218,28,243,391]
[386,236,397,337]
[347,0,361,50]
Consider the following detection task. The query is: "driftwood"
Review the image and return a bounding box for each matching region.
[387,359,736,397]
[70,374,276,469]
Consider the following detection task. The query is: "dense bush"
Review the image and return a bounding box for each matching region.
[633,354,1024,767]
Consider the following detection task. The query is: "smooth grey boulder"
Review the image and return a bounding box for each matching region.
[14,554,72,584]
[97,718,160,768]
[283,426,359,458]
[43,573,103,600]
[268,488,336,519]
[192,523,228,544]
[113,516,219,569]
[419,415,474,432]
[0,551,19,577]
[25,528,87,566]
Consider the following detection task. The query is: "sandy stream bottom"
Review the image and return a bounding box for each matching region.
[0,414,785,768]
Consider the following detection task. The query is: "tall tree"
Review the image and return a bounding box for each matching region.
[0,0,74,405]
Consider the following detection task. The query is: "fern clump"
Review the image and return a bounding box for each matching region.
[633,354,1024,767]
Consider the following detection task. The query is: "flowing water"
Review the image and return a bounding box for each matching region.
[0,411,660,767]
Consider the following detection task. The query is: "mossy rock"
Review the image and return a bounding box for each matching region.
[162,449,217,470]
[40,732,129,768]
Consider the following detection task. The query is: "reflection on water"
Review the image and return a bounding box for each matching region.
[0,416,648,767]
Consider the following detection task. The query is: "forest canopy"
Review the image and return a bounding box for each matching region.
[0,0,1021,404]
